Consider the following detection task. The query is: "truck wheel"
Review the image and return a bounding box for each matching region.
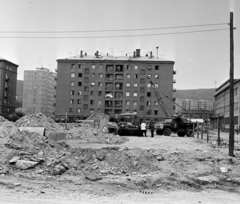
[156,130,161,135]
[177,132,185,137]
[163,128,171,136]
[186,129,193,137]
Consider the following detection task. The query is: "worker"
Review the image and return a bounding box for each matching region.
[149,120,155,137]
[141,120,147,137]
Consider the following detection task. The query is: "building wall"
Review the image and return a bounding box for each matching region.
[214,79,240,130]
[0,59,18,115]
[56,54,175,122]
[22,68,56,117]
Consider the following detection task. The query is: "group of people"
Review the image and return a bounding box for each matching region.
[140,120,155,137]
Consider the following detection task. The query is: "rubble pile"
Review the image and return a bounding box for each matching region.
[15,113,65,132]
[0,116,7,122]
[67,124,126,144]
[0,121,18,139]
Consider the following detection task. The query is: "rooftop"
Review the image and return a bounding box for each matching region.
[0,57,18,67]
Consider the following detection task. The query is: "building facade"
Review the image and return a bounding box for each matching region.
[213,79,240,130]
[55,49,176,122]
[0,58,18,115]
[22,68,56,117]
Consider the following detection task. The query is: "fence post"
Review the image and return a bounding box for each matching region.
[218,115,221,146]
[207,115,209,142]
[192,122,195,137]
[201,122,204,139]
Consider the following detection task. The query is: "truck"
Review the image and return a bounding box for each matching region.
[155,115,197,137]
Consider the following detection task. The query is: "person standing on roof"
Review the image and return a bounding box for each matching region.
[141,120,147,137]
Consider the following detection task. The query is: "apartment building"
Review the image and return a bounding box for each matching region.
[213,79,240,130]
[0,58,18,115]
[55,49,176,122]
[22,68,56,117]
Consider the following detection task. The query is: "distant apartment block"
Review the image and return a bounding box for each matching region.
[16,80,23,110]
[174,98,215,113]
[22,68,56,117]
[55,49,176,122]
[213,79,240,130]
[0,58,18,115]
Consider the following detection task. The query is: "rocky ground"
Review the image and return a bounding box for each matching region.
[1,114,240,203]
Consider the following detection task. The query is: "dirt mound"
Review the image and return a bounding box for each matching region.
[0,121,18,139]
[15,113,65,132]
[67,124,126,144]
[0,116,7,123]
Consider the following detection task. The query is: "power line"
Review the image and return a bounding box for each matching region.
[0,28,229,39]
[0,23,228,33]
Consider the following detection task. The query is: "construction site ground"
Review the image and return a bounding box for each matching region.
[1,115,240,203]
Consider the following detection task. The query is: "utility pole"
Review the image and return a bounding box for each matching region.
[229,12,235,157]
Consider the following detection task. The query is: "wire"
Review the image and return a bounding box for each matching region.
[0,28,229,39]
[0,23,228,33]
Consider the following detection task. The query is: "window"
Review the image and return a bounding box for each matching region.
[155,74,159,79]
[146,110,151,115]
[133,92,137,97]
[147,101,151,106]
[148,65,151,70]
[133,101,137,106]
[79,64,82,69]
[140,87,145,93]
[85,68,89,74]
[147,74,151,79]
[71,64,75,69]
[126,74,130,79]
[140,96,144,102]
[147,83,151,88]
[99,64,103,69]
[127,65,131,70]
[134,74,138,79]
[126,83,130,87]
[70,90,74,95]
[140,78,145,84]
[99,73,103,78]
[71,73,75,77]
[154,110,158,115]
[140,69,145,75]
[134,65,138,70]
[155,83,159,88]
[98,101,102,106]
[78,91,82,95]
[92,65,96,69]
[91,91,94,95]
[90,100,94,105]
[83,104,88,109]
[98,91,102,96]
[84,95,88,100]
[77,108,81,113]
[154,101,159,106]
[155,65,159,70]
[70,82,75,86]
[69,108,74,112]
[92,73,95,78]
[126,92,130,96]
[78,73,82,77]
[84,77,89,83]
[140,105,144,110]
[90,109,94,114]
[134,83,138,87]
[77,99,81,104]
[126,100,130,106]
[98,82,102,87]
[78,82,82,86]
[91,82,95,86]
[147,92,151,97]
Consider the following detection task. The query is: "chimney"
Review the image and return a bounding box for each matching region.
[133,51,136,58]
[126,53,128,56]
[80,50,83,57]
[150,51,153,58]
[136,49,140,57]
[85,52,87,56]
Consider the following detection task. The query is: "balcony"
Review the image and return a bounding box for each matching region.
[106,65,114,72]
[173,70,177,74]
[5,74,9,81]
[115,65,123,72]
[105,101,113,108]
[115,74,123,81]
[105,92,113,99]
[115,82,123,90]
[115,100,122,108]
[115,92,123,99]
[173,79,176,83]
[106,74,114,81]
[173,88,176,92]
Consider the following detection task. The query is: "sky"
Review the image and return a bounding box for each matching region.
[0,0,239,89]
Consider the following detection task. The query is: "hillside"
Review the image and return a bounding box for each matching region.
[175,88,215,101]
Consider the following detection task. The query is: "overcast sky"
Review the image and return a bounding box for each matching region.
[0,0,239,89]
